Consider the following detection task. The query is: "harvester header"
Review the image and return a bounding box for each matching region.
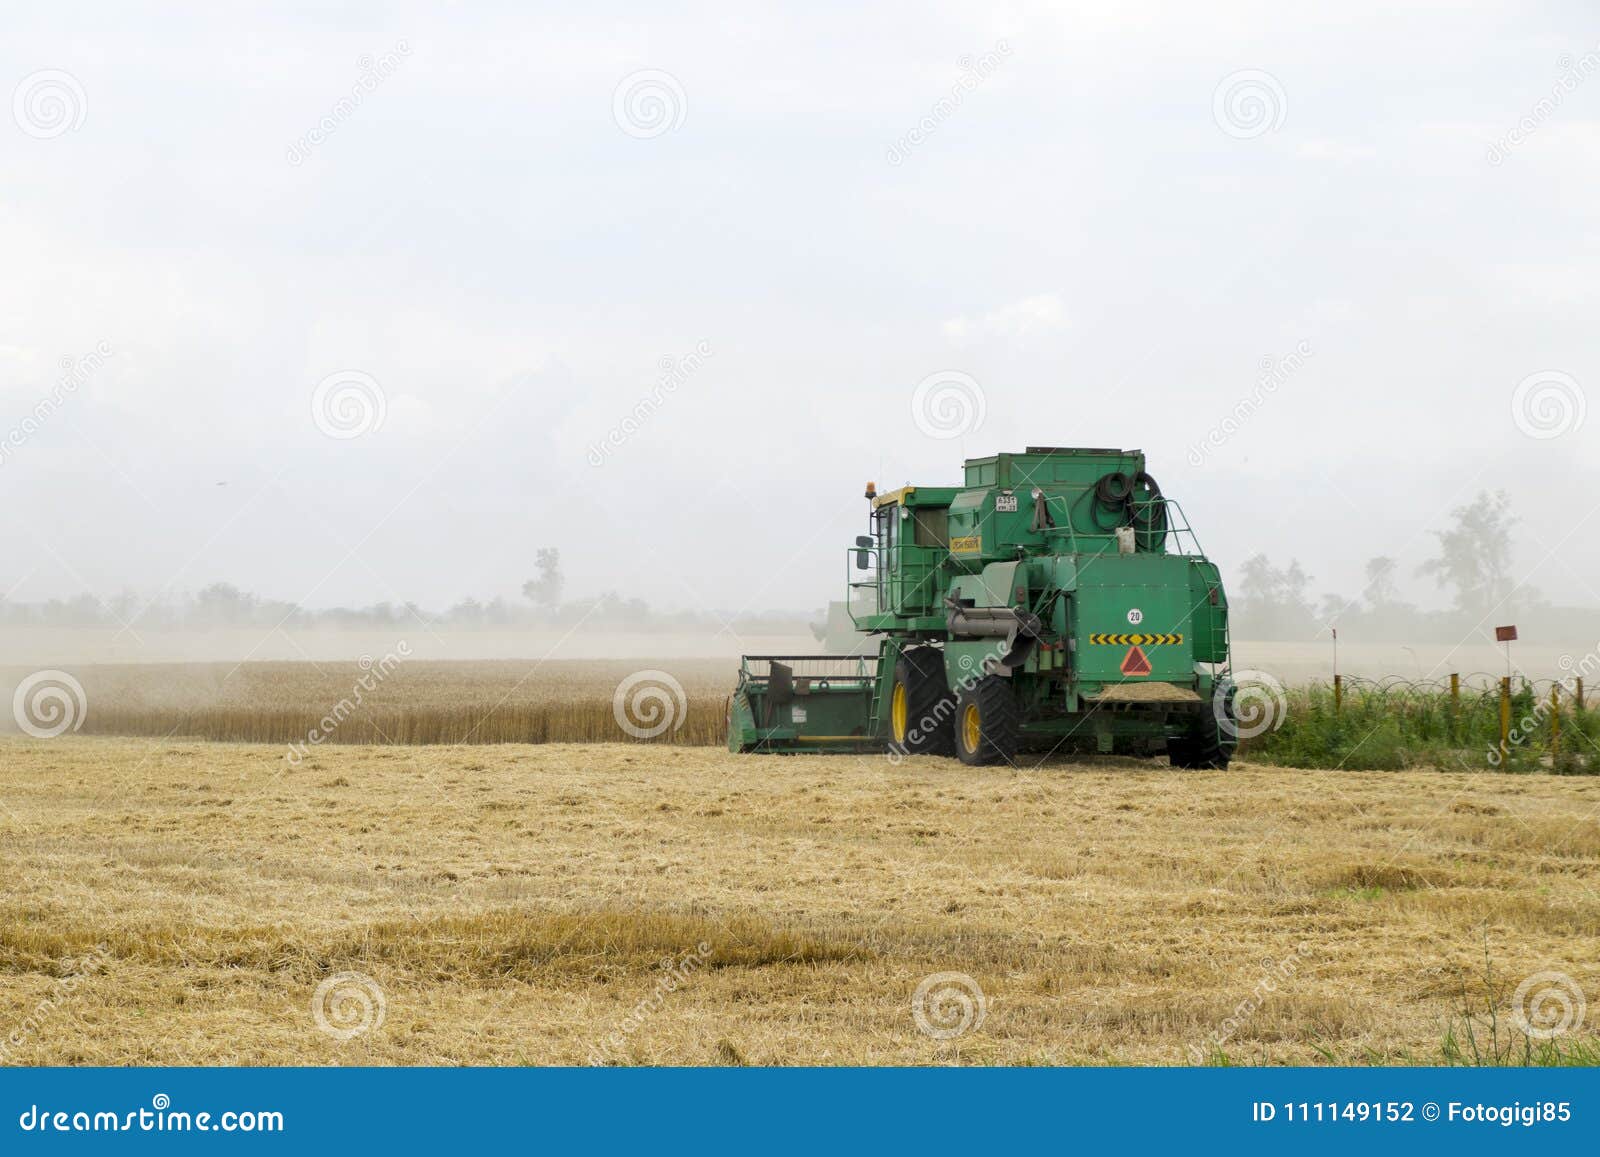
[729,447,1236,767]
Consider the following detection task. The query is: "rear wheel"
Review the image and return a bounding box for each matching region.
[1169,687,1235,769]
[953,676,1020,766]
[888,648,955,756]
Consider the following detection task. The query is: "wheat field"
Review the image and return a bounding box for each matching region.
[2,735,1598,1065]
[4,660,731,747]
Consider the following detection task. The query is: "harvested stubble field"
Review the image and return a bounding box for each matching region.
[2,736,1598,1065]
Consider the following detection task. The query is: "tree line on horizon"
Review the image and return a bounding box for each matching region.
[1230,490,1593,644]
[0,549,811,635]
[2,494,1591,645]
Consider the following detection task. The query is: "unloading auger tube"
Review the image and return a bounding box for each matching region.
[727,447,1236,768]
[943,599,1041,672]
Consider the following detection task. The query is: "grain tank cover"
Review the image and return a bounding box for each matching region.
[962,447,1144,488]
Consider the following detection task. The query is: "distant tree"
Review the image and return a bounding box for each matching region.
[1239,554,1313,611]
[1238,554,1276,606]
[1235,554,1318,637]
[108,588,141,625]
[1363,556,1399,609]
[1317,592,1345,625]
[36,594,108,627]
[1417,491,1515,617]
[1282,560,1314,611]
[522,548,564,609]
[193,582,257,625]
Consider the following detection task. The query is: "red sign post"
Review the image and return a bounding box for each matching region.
[1495,625,1517,681]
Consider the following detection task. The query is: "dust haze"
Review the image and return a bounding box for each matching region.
[3,2,1599,674]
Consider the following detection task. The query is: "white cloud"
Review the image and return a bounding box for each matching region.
[1297,138,1378,162]
[942,293,1068,343]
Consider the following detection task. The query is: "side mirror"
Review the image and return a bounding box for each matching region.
[854,535,873,570]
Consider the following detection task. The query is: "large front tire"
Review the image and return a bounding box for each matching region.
[888,648,955,757]
[953,676,1020,766]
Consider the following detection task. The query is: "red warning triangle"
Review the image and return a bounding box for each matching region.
[1120,645,1152,677]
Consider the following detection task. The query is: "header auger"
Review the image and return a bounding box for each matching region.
[729,447,1237,767]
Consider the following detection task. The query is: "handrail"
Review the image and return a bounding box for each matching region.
[1034,494,1206,558]
[1036,494,1080,555]
[845,495,1215,628]
[1148,497,1206,557]
[739,654,878,680]
[846,541,949,625]
[845,543,882,630]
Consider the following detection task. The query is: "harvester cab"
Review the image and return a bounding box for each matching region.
[728,448,1236,768]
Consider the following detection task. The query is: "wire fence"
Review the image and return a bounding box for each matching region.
[1240,671,1599,773]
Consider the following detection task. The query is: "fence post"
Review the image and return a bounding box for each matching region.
[1551,684,1560,759]
[1499,677,1511,760]
[1578,677,1586,713]
[1333,673,1342,715]
[1449,673,1460,740]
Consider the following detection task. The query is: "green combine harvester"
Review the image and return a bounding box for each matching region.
[728,447,1237,767]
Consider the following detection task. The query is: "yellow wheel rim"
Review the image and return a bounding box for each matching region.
[962,703,981,752]
[891,684,908,742]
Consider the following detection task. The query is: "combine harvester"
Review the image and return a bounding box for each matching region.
[728,447,1237,767]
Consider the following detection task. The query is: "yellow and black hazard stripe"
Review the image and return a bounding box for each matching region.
[1088,632,1184,646]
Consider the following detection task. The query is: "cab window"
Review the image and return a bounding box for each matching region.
[913,508,949,549]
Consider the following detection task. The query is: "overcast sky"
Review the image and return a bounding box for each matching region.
[2,2,1597,616]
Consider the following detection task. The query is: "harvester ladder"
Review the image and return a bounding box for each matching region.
[863,636,901,741]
